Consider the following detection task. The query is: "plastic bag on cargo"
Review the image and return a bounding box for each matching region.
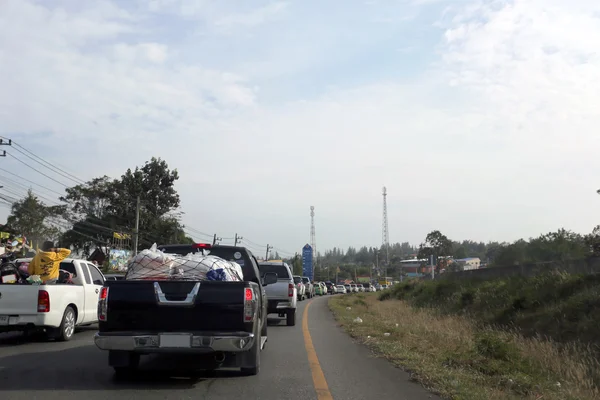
[175,254,243,281]
[126,244,176,280]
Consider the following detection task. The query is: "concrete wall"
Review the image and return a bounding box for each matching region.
[436,257,600,281]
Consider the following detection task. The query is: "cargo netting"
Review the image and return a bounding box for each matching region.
[125,244,243,281]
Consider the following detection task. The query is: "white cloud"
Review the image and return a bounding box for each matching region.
[214,2,289,31]
[0,0,599,253]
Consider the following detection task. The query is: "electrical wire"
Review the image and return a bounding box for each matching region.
[6,153,70,187]
[0,137,85,183]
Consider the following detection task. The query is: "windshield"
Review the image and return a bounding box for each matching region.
[302,277,310,284]
[259,264,290,279]
[293,276,302,284]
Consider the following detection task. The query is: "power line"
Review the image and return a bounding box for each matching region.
[241,237,267,249]
[7,144,85,185]
[0,137,85,184]
[0,167,64,196]
[6,152,69,188]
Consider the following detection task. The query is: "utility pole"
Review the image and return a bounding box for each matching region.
[310,206,316,279]
[265,244,272,261]
[382,186,389,279]
[234,233,243,246]
[133,196,140,255]
[0,139,12,158]
[212,234,222,245]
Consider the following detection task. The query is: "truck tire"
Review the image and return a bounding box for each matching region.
[240,330,260,376]
[49,306,76,342]
[286,309,296,326]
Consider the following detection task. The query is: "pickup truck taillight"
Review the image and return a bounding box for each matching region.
[98,287,109,321]
[243,288,256,322]
[37,290,50,313]
[288,283,294,297]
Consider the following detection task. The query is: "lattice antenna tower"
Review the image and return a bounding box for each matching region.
[382,186,389,265]
[310,206,317,269]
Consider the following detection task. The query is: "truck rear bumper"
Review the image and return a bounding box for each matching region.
[94,331,255,353]
[267,299,295,313]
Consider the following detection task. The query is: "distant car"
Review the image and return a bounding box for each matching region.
[293,275,306,300]
[357,284,365,292]
[335,285,347,294]
[350,284,358,293]
[302,277,315,299]
[363,282,374,292]
[324,281,334,294]
[318,282,327,295]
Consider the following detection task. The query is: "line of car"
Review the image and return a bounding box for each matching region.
[327,282,390,294]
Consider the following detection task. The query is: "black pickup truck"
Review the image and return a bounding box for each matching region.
[94,243,277,377]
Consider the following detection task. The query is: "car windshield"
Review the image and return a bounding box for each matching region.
[293,276,302,284]
[337,285,344,288]
[259,264,290,279]
[302,277,310,284]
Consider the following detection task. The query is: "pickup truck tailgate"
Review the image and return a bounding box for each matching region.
[265,280,291,299]
[0,286,40,316]
[102,280,252,333]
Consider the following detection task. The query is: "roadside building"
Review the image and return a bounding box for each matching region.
[455,257,481,270]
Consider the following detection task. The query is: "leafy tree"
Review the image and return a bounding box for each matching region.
[417,230,453,272]
[5,190,64,243]
[60,176,114,219]
[585,225,600,257]
[59,157,191,252]
[291,253,303,275]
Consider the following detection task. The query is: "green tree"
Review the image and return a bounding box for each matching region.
[291,253,303,275]
[417,230,453,273]
[6,189,63,243]
[60,157,191,251]
[585,225,600,257]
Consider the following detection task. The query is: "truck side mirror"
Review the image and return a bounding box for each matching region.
[263,272,277,286]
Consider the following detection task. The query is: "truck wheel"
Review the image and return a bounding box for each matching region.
[50,306,76,342]
[286,309,296,326]
[240,331,260,376]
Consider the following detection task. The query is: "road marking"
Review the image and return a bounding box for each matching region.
[302,300,334,400]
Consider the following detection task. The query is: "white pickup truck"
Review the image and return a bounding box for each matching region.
[0,258,106,341]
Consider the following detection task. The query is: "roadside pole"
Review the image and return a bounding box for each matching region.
[133,196,140,255]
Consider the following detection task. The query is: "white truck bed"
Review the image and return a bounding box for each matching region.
[0,258,106,341]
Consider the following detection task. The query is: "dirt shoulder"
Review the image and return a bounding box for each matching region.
[329,292,599,400]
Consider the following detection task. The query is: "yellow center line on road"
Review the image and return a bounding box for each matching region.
[302,300,334,400]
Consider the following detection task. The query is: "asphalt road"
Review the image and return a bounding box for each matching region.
[0,295,438,400]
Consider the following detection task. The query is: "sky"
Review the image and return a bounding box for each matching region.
[0,0,599,258]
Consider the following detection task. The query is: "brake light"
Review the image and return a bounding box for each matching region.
[37,290,50,313]
[193,243,212,249]
[243,288,256,322]
[98,287,109,321]
[288,283,294,297]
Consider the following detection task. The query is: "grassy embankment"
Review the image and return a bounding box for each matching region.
[329,272,600,400]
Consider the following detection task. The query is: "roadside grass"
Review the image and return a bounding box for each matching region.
[329,293,600,400]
